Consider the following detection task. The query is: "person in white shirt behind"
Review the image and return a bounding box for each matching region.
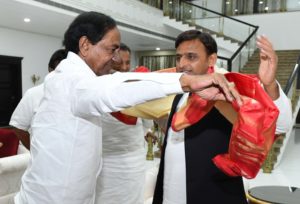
[14,12,241,204]
[9,49,67,150]
[95,43,153,204]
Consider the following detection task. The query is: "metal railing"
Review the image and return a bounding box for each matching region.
[222,0,300,16]
[165,0,259,72]
[284,55,300,95]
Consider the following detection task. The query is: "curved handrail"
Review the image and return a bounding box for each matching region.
[284,55,300,94]
[229,26,259,72]
[183,1,257,28]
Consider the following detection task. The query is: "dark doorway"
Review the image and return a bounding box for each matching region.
[0,55,23,127]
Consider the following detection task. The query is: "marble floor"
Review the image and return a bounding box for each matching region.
[245,127,300,189]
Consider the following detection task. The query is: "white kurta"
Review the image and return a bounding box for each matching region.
[95,114,152,204]
[163,87,293,204]
[15,52,184,204]
[9,83,44,133]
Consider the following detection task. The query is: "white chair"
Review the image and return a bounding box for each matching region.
[0,144,30,204]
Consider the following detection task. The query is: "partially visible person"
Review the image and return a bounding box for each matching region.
[95,43,153,204]
[15,12,239,204]
[9,49,67,150]
[113,42,131,72]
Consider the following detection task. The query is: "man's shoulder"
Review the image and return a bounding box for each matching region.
[24,83,44,97]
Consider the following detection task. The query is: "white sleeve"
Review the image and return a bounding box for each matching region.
[72,72,183,118]
[9,90,36,131]
[273,83,293,134]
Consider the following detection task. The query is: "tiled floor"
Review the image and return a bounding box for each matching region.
[245,127,300,189]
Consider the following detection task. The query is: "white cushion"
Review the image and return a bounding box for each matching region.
[0,144,30,198]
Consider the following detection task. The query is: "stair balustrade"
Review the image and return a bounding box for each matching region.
[139,0,258,72]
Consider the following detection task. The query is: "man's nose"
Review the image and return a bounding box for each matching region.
[112,51,121,64]
[177,57,188,69]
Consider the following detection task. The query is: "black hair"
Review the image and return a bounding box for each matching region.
[48,49,68,70]
[63,11,117,54]
[175,30,218,55]
[119,43,131,54]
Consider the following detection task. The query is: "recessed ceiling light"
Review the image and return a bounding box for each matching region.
[226,1,230,5]
[264,6,269,10]
[234,9,238,12]
[169,1,172,4]
[24,18,31,23]
[259,1,264,4]
[156,47,160,51]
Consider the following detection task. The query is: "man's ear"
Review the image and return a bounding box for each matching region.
[208,53,217,67]
[78,36,90,57]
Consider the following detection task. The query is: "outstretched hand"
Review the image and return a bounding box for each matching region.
[180,73,242,106]
[257,35,279,100]
[0,142,3,148]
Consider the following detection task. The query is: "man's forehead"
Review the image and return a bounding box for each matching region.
[176,51,198,55]
[98,39,119,47]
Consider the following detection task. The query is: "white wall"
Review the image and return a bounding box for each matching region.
[0,27,62,94]
[234,11,300,50]
[54,0,172,38]
[1,1,300,95]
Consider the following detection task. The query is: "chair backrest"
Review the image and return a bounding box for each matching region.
[0,128,19,158]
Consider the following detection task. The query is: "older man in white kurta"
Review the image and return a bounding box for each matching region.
[15,52,238,204]
[15,51,186,204]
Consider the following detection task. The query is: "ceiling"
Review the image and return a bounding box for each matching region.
[0,0,175,51]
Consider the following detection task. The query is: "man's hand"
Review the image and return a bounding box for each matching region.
[0,142,3,148]
[180,73,242,106]
[257,35,279,100]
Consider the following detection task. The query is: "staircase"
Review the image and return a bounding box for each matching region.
[162,17,240,55]
[140,0,258,65]
[241,49,300,173]
[242,50,300,89]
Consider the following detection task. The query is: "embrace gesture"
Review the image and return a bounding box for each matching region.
[180,73,242,105]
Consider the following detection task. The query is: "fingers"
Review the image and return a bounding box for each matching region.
[212,73,242,105]
[213,74,232,101]
[195,86,223,100]
[228,82,242,106]
[187,73,242,105]
[256,35,277,62]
